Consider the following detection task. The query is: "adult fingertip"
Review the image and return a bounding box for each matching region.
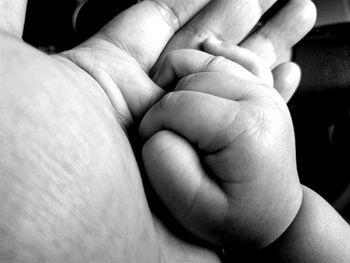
[301,0,317,32]
[273,62,301,102]
[288,63,301,91]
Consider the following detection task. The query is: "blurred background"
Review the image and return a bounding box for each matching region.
[22,0,350,223]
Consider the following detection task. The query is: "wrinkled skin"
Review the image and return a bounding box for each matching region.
[0,0,315,262]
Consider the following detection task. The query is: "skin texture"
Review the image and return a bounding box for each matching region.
[265,186,350,263]
[140,42,302,250]
[0,0,316,262]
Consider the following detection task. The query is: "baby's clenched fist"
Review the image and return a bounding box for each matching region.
[140,39,302,249]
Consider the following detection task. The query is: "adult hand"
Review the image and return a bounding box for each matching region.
[63,0,316,124]
[0,0,315,262]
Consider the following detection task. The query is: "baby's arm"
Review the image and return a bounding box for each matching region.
[261,186,350,263]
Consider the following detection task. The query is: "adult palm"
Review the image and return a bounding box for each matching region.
[0,0,315,262]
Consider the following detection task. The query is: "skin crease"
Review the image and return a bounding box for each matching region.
[139,43,302,250]
[0,0,316,262]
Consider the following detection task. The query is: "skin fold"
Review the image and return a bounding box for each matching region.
[140,41,301,250]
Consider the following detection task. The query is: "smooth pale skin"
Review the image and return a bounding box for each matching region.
[140,42,302,249]
[0,0,316,262]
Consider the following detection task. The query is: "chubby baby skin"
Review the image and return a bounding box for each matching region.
[140,38,302,250]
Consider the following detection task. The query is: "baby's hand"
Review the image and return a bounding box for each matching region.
[140,39,302,250]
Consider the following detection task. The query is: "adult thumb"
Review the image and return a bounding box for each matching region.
[273,62,301,102]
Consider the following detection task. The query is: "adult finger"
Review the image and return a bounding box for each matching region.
[240,0,316,66]
[155,0,316,73]
[153,49,260,89]
[140,90,242,153]
[0,0,27,37]
[81,0,212,72]
[152,0,277,73]
[64,0,215,121]
[142,130,227,245]
[273,62,301,102]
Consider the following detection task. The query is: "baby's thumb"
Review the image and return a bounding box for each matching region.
[142,130,227,245]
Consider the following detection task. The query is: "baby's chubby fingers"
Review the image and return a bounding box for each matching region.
[203,37,273,87]
[139,79,300,249]
[139,88,275,247]
[142,130,228,246]
[153,49,259,89]
[152,43,270,89]
[140,90,242,153]
[202,38,301,103]
[175,72,282,108]
[142,28,303,250]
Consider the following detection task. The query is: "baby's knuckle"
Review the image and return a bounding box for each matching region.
[238,106,270,141]
[255,103,287,135]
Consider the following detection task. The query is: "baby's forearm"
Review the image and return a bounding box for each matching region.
[264,185,350,263]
